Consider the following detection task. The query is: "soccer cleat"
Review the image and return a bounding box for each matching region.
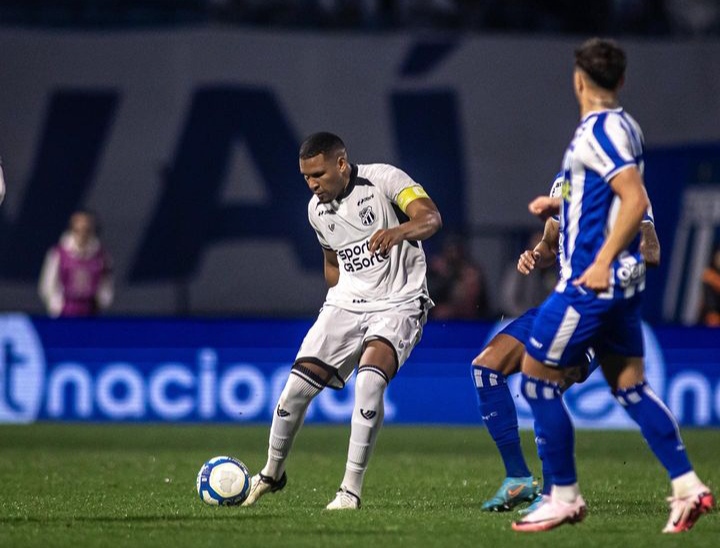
[662,485,714,533]
[512,494,586,532]
[240,471,287,507]
[481,476,539,512]
[325,488,361,510]
[517,494,549,516]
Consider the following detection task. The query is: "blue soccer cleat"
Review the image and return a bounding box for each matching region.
[518,493,549,515]
[481,476,539,512]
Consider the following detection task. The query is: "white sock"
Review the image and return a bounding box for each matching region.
[672,470,703,498]
[552,483,581,503]
[340,367,388,498]
[261,372,321,480]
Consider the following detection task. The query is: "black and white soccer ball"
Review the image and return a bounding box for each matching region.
[196,456,251,506]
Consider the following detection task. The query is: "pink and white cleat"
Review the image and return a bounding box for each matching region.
[512,494,586,532]
[662,485,714,533]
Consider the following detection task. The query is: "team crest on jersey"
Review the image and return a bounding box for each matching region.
[328,222,335,233]
[359,206,376,226]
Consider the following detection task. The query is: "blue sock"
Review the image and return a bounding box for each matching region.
[533,421,553,495]
[521,374,576,486]
[472,365,531,478]
[615,382,693,479]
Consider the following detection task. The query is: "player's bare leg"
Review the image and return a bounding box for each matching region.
[326,340,396,510]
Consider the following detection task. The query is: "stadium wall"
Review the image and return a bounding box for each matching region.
[0,30,719,321]
[1,314,719,427]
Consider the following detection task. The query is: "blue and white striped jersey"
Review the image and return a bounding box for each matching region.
[555,108,647,299]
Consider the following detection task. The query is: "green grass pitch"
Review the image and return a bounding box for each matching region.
[0,424,717,547]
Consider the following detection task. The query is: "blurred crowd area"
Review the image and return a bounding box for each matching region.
[1,0,719,36]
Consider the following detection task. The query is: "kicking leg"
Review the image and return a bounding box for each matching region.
[243,363,326,506]
[472,334,538,511]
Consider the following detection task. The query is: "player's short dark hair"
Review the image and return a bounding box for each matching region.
[574,38,626,91]
[299,132,346,160]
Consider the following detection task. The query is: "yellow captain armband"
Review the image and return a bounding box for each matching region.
[396,186,430,213]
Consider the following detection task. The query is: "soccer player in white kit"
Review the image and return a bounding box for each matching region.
[242,132,442,509]
[512,38,713,533]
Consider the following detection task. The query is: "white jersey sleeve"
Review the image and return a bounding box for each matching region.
[356,163,426,211]
[307,200,332,249]
[578,112,642,183]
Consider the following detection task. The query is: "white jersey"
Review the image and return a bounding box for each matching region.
[308,163,432,312]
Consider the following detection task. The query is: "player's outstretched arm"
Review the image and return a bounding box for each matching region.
[640,222,661,267]
[369,197,442,255]
[528,196,561,220]
[322,248,340,288]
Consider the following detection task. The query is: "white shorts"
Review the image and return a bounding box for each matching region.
[295,300,430,389]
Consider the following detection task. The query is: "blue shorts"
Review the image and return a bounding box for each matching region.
[526,287,644,368]
[499,308,539,343]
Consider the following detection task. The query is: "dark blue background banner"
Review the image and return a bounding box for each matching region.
[1,314,718,427]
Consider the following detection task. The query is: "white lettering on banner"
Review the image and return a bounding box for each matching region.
[47,364,92,418]
[198,349,217,419]
[667,373,712,425]
[96,364,145,419]
[0,314,46,423]
[218,365,265,419]
[149,365,195,420]
[317,377,356,421]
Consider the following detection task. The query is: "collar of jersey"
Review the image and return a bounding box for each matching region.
[581,106,624,123]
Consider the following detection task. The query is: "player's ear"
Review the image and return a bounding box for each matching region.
[574,69,584,93]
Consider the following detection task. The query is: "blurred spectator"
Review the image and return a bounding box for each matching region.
[427,233,490,319]
[0,157,6,206]
[699,245,720,326]
[39,210,114,317]
[1,0,719,36]
[499,230,555,318]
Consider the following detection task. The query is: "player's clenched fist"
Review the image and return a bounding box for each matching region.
[517,250,540,275]
[369,228,403,255]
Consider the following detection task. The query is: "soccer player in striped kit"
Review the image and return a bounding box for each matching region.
[473,175,660,514]
[512,38,713,533]
[242,132,442,510]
